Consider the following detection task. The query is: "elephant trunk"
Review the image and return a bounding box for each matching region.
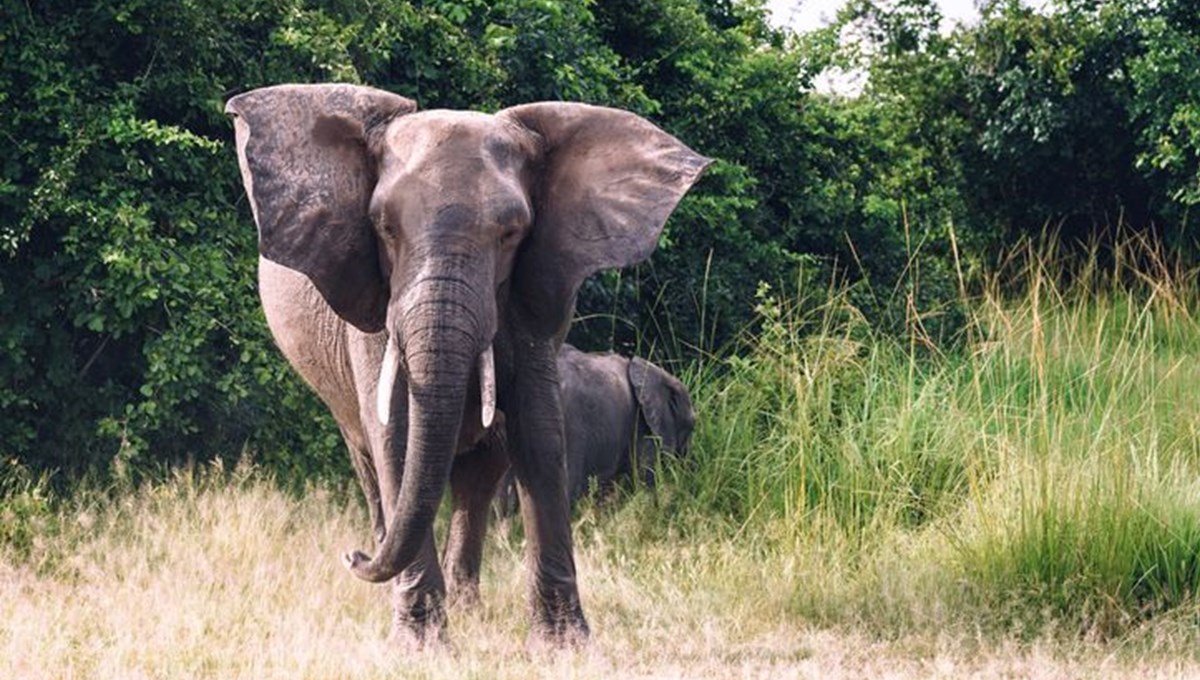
[377,337,493,429]
[346,291,484,583]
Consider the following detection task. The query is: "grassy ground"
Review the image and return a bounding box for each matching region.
[5,245,1200,678]
[3,471,1199,679]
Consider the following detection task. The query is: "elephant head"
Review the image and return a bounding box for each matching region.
[629,356,696,456]
[226,84,709,589]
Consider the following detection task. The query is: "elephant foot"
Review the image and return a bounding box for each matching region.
[529,591,589,648]
[389,622,448,652]
[525,622,589,653]
[445,578,481,610]
[391,591,448,650]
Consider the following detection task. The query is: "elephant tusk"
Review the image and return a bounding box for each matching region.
[377,336,400,426]
[479,345,496,429]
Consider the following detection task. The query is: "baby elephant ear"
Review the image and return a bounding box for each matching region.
[498,103,711,335]
[629,357,692,453]
[226,84,416,333]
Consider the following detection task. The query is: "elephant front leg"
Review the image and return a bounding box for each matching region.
[508,342,589,645]
[389,527,448,648]
[338,424,386,544]
[443,416,510,608]
[375,406,447,648]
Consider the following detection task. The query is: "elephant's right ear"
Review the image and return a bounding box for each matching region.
[226,84,416,333]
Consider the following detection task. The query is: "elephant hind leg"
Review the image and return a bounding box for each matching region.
[443,417,510,608]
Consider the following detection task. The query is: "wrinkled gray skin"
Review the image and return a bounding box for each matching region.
[226,83,709,646]
[496,344,696,513]
[258,258,507,617]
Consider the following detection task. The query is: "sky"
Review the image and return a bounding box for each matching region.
[766,0,983,33]
[763,1,1056,94]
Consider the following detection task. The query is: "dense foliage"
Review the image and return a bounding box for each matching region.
[2,0,1199,482]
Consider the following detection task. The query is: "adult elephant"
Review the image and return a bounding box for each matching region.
[225,83,709,646]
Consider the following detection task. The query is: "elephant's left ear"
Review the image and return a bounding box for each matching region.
[499,103,711,335]
[629,356,692,453]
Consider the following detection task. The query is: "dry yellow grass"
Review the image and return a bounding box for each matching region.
[2,468,1198,680]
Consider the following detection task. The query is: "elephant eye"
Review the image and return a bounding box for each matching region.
[369,206,392,237]
[499,226,522,248]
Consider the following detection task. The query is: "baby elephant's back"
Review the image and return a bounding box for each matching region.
[557,346,638,500]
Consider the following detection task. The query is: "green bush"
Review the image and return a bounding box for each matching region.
[0,458,56,560]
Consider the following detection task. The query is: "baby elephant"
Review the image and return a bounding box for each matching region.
[498,344,696,511]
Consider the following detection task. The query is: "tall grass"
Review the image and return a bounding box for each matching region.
[645,237,1200,637]
[5,239,1200,676]
[10,463,1197,679]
